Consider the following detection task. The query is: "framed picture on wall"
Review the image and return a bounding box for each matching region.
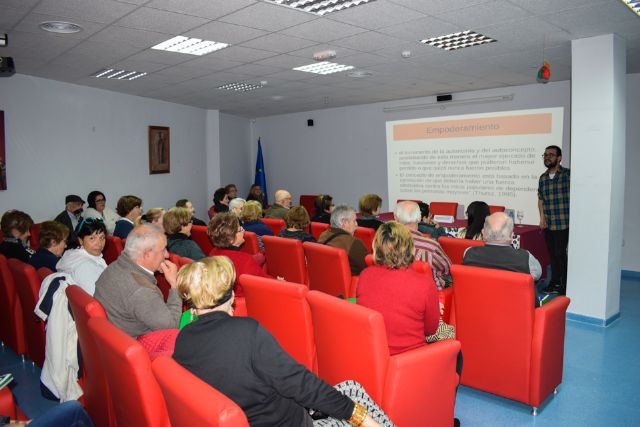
[148,125,170,174]
[1,111,6,190]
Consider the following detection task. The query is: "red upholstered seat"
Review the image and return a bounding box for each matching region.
[240,275,316,371]
[262,235,307,284]
[451,265,570,411]
[152,356,249,427]
[102,236,123,265]
[0,254,27,356]
[29,223,41,251]
[239,231,260,255]
[354,227,375,254]
[307,291,460,427]
[438,236,485,265]
[0,388,27,422]
[488,205,506,214]
[310,222,329,241]
[190,225,213,254]
[36,267,54,282]
[261,218,286,236]
[7,259,45,366]
[303,242,355,298]
[429,202,458,217]
[66,285,116,427]
[88,317,170,427]
[299,195,317,218]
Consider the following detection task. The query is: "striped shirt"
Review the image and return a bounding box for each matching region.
[410,229,452,290]
[538,166,570,231]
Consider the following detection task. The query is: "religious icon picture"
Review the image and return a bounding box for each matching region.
[148,125,170,174]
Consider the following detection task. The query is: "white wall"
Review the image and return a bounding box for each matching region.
[623,73,640,272]
[219,113,253,197]
[0,74,210,221]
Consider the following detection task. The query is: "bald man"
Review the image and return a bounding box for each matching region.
[463,212,542,281]
[264,189,292,219]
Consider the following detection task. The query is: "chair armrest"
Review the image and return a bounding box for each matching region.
[349,276,359,299]
[530,296,570,407]
[439,287,454,324]
[383,340,461,427]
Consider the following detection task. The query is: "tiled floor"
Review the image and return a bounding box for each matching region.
[2,277,639,424]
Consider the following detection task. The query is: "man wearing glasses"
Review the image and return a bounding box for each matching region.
[538,145,570,295]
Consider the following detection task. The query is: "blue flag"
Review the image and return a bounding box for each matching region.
[255,138,268,205]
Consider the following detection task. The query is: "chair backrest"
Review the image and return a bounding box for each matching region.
[29,223,42,250]
[191,225,213,254]
[488,205,506,214]
[36,267,54,282]
[299,195,317,218]
[102,236,124,265]
[303,242,352,298]
[310,222,329,241]
[152,356,248,427]
[66,285,115,427]
[429,202,458,217]
[88,317,170,427]
[0,254,26,355]
[7,259,45,366]
[354,227,375,254]
[261,218,286,236]
[239,231,260,255]
[306,291,389,403]
[240,276,315,371]
[451,265,535,402]
[262,235,307,284]
[437,236,485,265]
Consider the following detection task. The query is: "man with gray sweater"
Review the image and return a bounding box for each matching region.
[94,224,181,338]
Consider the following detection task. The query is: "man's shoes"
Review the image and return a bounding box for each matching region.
[454,417,461,427]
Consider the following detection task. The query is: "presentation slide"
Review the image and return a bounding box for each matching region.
[386,107,564,224]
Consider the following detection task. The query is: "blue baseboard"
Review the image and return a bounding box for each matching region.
[567,311,620,327]
[622,270,640,280]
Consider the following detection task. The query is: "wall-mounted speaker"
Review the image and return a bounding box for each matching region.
[437,94,452,102]
[307,119,314,127]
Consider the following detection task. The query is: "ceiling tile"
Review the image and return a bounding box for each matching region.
[111,58,170,73]
[541,2,638,36]
[223,63,286,77]
[13,13,107,40]
[327,0,426,30]
[288,43,361,59]
[386,0,490,16]
[2,30,81,62]
[219,2,315,32]
[338,52,390,68]
[33,0,138,25]
[183,21,267,45]
[0,8,29,31]
[2,0,41,9]
[155,64,220,82]
[508,0,608,15]
[240,33,317,53]
[435,0,532,29]
[126,49,195,66]
[279,18,367,43]
[262,69,315,81]
[376,16,459,42]
[146,0,257,20]
[179,55,244,72]
[115,7,210,34]
[253,54,310,69]
[210,45,278,63]
[89,26,171,49]
[55,39,143,66]
[332,31,405,53]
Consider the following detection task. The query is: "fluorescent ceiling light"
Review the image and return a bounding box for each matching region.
[151,36,229,56]
[0,34,6,47]
[39,21,83,34]
[293,61,355,75]
[621,0,640,16]
[92,69,147,80]
[266,0,377,16]
[420,30,496,51]
[217,82,264,92]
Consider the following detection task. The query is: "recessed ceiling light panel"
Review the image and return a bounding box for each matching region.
[420,30,496,51]
[347,70,373,78]
[293,61,355,75]
[92,69,147,80]
[152,36,229,56]
[217,82,264,92]
[39,21,83,34]
[621,0,640,16]
[266,0,377,16]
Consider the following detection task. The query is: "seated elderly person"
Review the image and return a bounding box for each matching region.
[94,224,181,338]
[246,184,267,208]
[209,187,229,217]
[140,207,165,229]
[457,201,490,240]
[207,213,268,297]
[163,207,205,261]
[357,194,384,231]
[240,201,272,251]
[113,195,143,239]
[54,195,85,233]
[229,197,246,217]
[84,191,120,235]
[176,199,207,226]
[29,221,69,272]
[279,206,315,243]
[463,212,542,281]
[173,256,387,427]
[417,202,447,239]
[0,209,34,262]
[310,194,333,224]
[357,221,439,355]
[264,189,292,219]
[394,201,452,290]
[318,205,368,276]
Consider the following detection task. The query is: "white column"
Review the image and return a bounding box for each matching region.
[568,34,626,324]
[205,109,221,213]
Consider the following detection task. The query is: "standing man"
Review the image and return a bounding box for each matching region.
[538,145,570,295]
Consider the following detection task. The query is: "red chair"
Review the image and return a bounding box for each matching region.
[239,231,260,255]
[489,205,506,214]
[299,195,317,218]
[0,388,27,422]
[310,222,329,241]
[262,235,307,284]
[429,202,458,218]
[307,291,461,427]
[66,285,116,427]
[36,267,54,282]
[88,317,170,427]
[7,259,45,366]
[29,223,42,250]
[261,218,286,236]
[303,242,356,299]
[438,236,485,265]
[240,276,316,371]
[354,227,375,254]
[0,254,27,356]
[102,235,124,265]
[451,265,570,413]
[191,225,213,254]
[152,356,249,427]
